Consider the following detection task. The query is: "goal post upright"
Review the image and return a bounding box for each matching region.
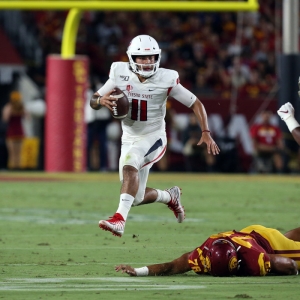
[61,8,82,59]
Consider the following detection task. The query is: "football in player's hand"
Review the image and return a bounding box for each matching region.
[110,87,129,119]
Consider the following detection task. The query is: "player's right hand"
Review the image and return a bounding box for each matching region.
[277,102,295,121]
[115,264,137,276]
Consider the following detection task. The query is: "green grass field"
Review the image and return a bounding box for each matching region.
[0,172,299,300]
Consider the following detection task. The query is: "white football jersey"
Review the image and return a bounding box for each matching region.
[98,62,197,137]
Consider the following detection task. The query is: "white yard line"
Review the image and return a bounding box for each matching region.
[0,277,205,291]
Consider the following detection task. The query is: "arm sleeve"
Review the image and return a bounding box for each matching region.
[169,84,197,108]
[97,62,118,96]
[97,78,116,96]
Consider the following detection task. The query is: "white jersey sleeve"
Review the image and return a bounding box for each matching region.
[169,83,197,108]
[97,62,123,95]
[97,78,115,96]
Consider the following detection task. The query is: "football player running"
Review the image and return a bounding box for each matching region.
[116,224,300,276]
[90,35,220,237]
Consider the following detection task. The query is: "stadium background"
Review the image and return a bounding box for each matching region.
[0,0,299,173]
[1,2,300,299]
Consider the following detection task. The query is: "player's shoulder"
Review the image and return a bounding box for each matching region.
[109,62,133,82]
[153,68,179,85]
[156,67,179,78]
[110,61,130,72]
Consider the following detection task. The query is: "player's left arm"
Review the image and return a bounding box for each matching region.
[269,254,298,275]
[191,99,220,155]
[115,252,192,276]
[169,84,220,155]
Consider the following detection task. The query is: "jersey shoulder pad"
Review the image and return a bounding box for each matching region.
[155,68,179,86]
[109,62,130,79]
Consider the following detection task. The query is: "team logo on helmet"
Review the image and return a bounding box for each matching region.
[208,239,238,277]
[228,256,238,272]
[207,254,237,274]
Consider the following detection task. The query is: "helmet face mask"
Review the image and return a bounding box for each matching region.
[127,35,161,78]
[208,239,239,277]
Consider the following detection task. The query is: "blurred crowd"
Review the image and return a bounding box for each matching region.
[22,0,279,99]
[1,0,299,173]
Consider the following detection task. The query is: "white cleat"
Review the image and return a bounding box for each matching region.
[165,186,185,223]
[99,213,125,237]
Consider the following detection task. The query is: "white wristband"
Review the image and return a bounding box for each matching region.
[285,116,300,132]
[134,266,149,276]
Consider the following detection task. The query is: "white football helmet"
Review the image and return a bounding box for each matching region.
[126,35,161,78]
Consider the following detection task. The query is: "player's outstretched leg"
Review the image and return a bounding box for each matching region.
[99,213,125,237]
[165,186,185,223]
[99,166,137,237]
[140,186,185,222]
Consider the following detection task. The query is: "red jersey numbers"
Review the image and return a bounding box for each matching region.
[131,99,147,121]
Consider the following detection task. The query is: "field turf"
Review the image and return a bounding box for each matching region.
[0,172,299,300]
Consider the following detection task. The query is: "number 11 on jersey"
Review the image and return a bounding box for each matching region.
[131,99,147,121]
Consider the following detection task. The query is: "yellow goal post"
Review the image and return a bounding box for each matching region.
[0,0,259,57]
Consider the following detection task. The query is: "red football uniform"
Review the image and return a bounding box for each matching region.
[188,229,272,276]
[250,124,282,147]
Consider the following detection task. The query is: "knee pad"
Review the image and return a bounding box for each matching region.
[121,151,141,170]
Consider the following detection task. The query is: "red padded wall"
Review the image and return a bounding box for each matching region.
[45,55,88,172]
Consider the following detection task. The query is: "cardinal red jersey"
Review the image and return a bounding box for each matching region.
[250,124,282,146]
[188,229,272,276]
